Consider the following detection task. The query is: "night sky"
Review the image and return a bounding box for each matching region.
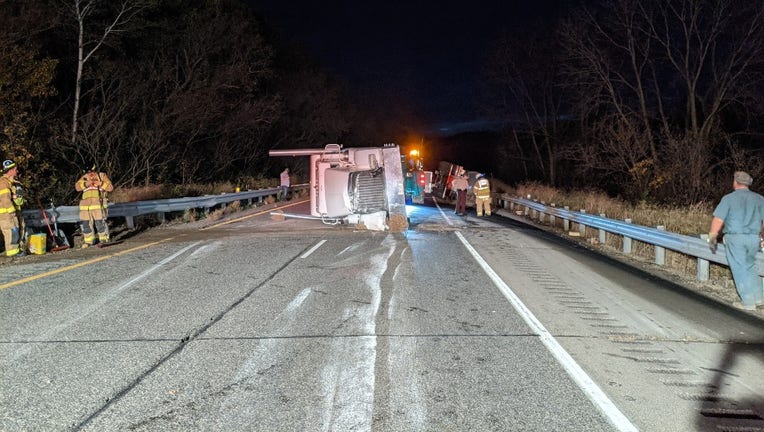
[249,0,565,135]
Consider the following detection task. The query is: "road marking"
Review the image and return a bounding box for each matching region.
[202,199,309,229]
[454,231,639,432]
[433,199,454,226]
[0,200,310,290]
[301,239,327,258]
[9,241,203,361]
[0,238,175,291]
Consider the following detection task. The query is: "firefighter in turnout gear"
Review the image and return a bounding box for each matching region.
[474,173,491,217]
[0,160,25,257]
[75,166,113,247]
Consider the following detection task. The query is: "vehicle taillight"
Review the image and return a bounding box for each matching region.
[418,173,426,186]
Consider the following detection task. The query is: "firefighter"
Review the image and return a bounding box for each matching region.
[0,160,25,257]
[474,173,492,217]
[75,165,113,247]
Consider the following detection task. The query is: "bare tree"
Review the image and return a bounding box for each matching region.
[67,0,145,145]
[483,30,571,185]
[561,0,764,202]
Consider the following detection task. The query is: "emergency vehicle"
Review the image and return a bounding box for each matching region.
[403,149,432,204]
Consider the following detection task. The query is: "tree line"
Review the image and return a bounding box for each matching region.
[1,0,413,206]
[5,0,763,208]
[479,0,764,204]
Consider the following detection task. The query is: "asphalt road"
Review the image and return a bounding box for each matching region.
[1,198,763,431]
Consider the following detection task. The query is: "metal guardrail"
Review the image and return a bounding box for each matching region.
[498,195,764,281]
[22,184,309,230]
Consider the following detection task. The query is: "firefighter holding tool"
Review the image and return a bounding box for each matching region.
[75,165,113,247]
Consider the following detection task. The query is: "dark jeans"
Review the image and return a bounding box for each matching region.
[456,190,467,214]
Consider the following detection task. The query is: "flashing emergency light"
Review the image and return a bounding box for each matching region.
[409,149,419,157]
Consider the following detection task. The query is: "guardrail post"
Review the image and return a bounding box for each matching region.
[698,234,710,281]
[579,209,586,236]
[563,206,570,231]
[538,202,545,223]
[599,214,607,244]
[524,203,530,217]
[125,216,135,229]
[623,218,632,254]
[156,212,165,224]
[550,204,556,227]
[655,225,666,265]
[531,206,537,220]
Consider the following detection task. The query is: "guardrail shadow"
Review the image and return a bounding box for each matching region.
[695,340,764,431]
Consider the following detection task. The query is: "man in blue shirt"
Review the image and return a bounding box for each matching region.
[708,171,764,311]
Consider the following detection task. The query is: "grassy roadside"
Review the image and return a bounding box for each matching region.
[494,180,738,302]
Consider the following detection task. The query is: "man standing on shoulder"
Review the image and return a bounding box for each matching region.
[75,165,114,248]
[474,173,492,217]
[708,171,764,311]
[280,167,290,201]
[0,160,25,257]
[451,172,469,216]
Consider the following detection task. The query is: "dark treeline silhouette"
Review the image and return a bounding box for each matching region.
[0,0,421,206]
[474,0,764,205]
[4,0,764,208]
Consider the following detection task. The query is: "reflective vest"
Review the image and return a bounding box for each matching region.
[75,171,114,214]
[475,178,491,198]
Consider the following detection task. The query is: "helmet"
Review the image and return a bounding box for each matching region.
[2,160,16,172]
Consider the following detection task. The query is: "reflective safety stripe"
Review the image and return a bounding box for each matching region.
[0,206,16,214]
[0,189,9,196]
[5,246,20,256]
[475,179,490,198]
[82,190,101,200]
[80,204,105,211]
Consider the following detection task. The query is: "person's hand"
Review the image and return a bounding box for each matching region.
[708,233,718,253]
[13,197,23,208]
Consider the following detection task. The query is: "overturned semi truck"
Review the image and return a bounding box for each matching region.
[269,144,409,232]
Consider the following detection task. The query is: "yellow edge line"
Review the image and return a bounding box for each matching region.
[201,199,309,229]
[1,199,309,290]
[0,238,173,291]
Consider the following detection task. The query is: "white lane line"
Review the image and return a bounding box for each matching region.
[11,241,204,361]
[301,239,327,258]
[455,231,639,432]
[433,199,454,226]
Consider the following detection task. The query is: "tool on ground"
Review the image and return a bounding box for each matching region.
[37,198,69,252]
[96,239,123,248]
